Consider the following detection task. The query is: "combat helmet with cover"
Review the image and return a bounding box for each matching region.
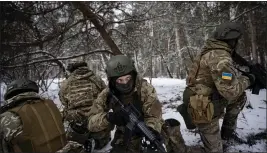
[4,79,39,101]
[213,22,244,40]
[106,55,136,78]
[67,59,88,73]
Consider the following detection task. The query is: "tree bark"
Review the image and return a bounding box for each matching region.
[71,2,122,55]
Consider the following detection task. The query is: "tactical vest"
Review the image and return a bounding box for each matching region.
[9,99,67,153]
[66,71,105,111]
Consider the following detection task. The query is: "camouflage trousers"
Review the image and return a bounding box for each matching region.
[59,124,112,153]
[195,92,247,152]
[110,120,190,153]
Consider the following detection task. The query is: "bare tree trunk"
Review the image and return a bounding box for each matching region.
[71,2,122,55]
[148,20,154,83]
[157,33,173,78]
[248,11,258,63]
[174,24,181,78]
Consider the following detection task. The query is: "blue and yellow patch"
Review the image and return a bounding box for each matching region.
[222,72,232,80]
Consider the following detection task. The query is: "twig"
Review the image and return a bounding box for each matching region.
[190,5,261,31]
[231,5,261,22]
[3,50,113,68]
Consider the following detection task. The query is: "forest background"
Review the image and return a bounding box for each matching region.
[0,1,266,93]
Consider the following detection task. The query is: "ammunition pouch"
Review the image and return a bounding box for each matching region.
[188,95,214,124]
[178,87,196,129]
[182,87,226,125]
[177,104,196,129]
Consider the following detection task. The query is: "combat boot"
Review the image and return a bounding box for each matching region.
[221,127,247,144]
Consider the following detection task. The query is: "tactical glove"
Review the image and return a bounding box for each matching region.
[106,109,129,126]
[242,72,256,88]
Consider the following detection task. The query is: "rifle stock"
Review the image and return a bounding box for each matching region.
[109,92,167,153]
[232,52,267,95]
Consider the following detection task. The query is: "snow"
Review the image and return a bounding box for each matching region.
[0,78,266,152]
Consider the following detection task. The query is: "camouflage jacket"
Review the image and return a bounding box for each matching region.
[186,38,250,101]
[59,67,106,120]
[87,75,164,134]
[0,92,40,153]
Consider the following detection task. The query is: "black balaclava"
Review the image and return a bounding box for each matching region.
[109,71,137,95]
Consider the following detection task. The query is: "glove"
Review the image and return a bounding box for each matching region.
[106,109,129,126]
[242,72,256,88]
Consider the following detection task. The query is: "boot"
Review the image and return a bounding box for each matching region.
[221,127,247,144]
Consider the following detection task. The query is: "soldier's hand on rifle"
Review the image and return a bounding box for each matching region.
[106,109,129,126]
[242,72,256,89]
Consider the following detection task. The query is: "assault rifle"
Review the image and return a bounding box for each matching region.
[232,52,267,95]
[109,92,167,153]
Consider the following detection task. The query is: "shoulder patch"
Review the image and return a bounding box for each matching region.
[222,72,232,80]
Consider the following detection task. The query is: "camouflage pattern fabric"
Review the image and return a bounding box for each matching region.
[88,75,165,152]
[0,92,66,153]
[197,119,223,152]
[184,38,251,152]
[59,66,106,122]
[187,38,250,100]
[162,122,191,153]
[222,92,247,131]
[0,111,23,153]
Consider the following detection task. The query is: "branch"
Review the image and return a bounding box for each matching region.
[231,5,261,22]
[189,5,262,31]
[23,3,67,16]
[2,19,86,47]
[3,50,68,76]
[3,50,114,68]
[71,2,122,55]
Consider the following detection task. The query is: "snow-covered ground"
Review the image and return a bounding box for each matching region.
[148,78,266,152]
[0,78,266,152]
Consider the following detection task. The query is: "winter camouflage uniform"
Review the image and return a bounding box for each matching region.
[59,66,106,120]
[183,38,250,152]
[0,91,66,153]
[58,64,109,152]
[88,75,189,153]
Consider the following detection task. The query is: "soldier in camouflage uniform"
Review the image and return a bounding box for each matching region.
[88,55,190,153]
[178,22,255,152]
[0,79,67,153]
[58,60,109,152]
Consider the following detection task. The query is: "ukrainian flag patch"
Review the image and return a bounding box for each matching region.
[222,72,232,80]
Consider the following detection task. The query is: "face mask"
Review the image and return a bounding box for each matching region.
[115,79,134,94]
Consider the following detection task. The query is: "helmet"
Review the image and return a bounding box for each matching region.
[4,79,39,100]
[213,22,244,40]
[67,60,88,73]
[106,55,136,78]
